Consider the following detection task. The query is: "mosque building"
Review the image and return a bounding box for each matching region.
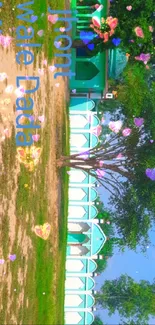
[65,95,107,325]
[64,1,127,323]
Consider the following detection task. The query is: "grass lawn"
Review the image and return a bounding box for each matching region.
[0,0,70,324]
[1,0,68,61]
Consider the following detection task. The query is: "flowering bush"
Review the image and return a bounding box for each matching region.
[73,0,154,60]
[109,0,154,59]
[90,16,118,43]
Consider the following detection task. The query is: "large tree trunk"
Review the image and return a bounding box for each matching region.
[57,156,131,179]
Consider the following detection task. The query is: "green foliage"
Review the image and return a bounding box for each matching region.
[75,0,154,59]
[100,63,155,138]
[118,62,155,117]
[110,0,154,57]
[120,321,148,325]
[96,275,155,323]
[109,127,155,251]
[96,235,114,273]
[94,204,115,272]
[100,126,154,251]
[117,62,148,116]
[72,123,155,252]
[96,258,108,274]
[110,187,152,251]
[92,315,104,325]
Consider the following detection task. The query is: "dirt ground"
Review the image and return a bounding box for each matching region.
[0,40,69,323]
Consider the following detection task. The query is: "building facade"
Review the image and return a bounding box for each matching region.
[64,94,112,324]
[64,1,118,323]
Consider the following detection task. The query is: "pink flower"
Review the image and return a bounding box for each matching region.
[94,28,100,35]
[109,29,115,36]
[103,32,109,43]
[126,6,132,11]
[106,16,113,24]
[109,121,122,133]
[134,27,144,38]
[48,14,58,24]
[99,32,105,39]
[92,16,101,28]
[107,18,118,30]
[122,128,132,136]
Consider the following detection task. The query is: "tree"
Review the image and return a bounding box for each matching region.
[96,275,155,323]
[109,0,154,57]
[58,123,155,251]
[96,239,114,273]
[94,205,125,271]
[120,321,148,325]
[116,63,155,130]
[94,204,115,272]
[92,315,104,325]
[99,62,155,138]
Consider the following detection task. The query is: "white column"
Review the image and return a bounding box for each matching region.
[65,307,92,312]
[66,290,93,295]
[69,202,94,206]
[66,272,93,277]
[69,183,95,187]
